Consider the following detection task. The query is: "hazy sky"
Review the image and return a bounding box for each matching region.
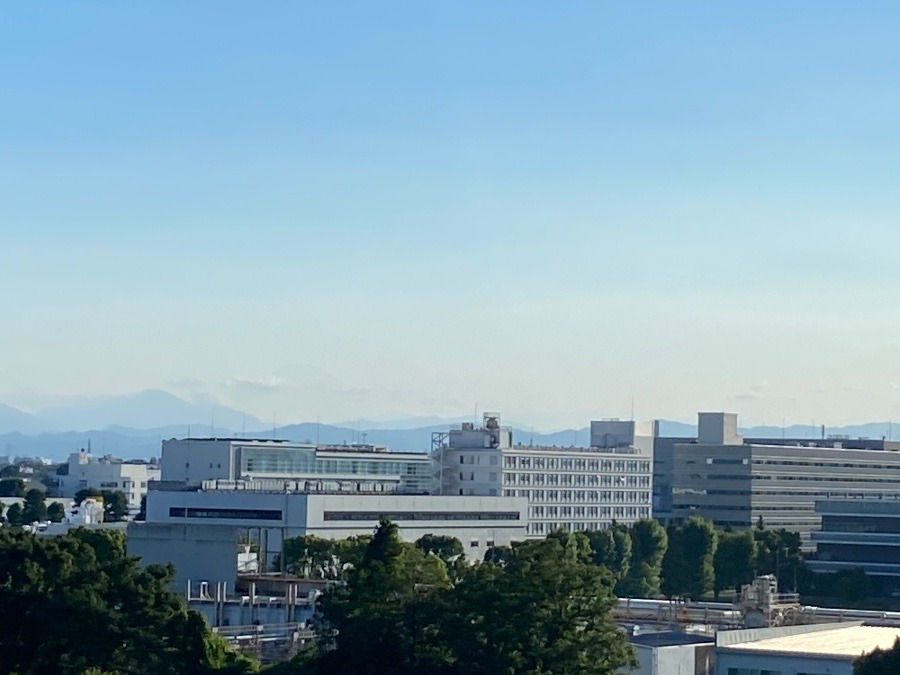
[3,3,900,429]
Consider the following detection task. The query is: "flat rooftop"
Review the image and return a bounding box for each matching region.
[630,631,714,648]
[724,625,900,659]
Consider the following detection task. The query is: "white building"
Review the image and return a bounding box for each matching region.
[58,450,160,510]
[160,438,432,494]
[129,485,528,589]
[715,621,900,675]
[434,415,654,536]
[628,631,715,675]
[33,497,129,537]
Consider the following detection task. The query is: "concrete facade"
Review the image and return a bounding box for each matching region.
[134,486,529,586]
[128,522,247,591]
[810,499,900,584]
[57,451,159,510]
[160,438,432,494]
[671,440,900,546]
[628,632,715,675]
[435,416,653,536]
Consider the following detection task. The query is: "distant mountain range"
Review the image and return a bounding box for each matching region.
[0,390,267,435]
[1,390,898,461]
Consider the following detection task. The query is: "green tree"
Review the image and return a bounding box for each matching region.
[0,477,25,497]
[754,527,803,589]
[74,488,103,504]
[714,529,758,599]
[136,494,147,521]
[817,568,873,603]
[414,534,464,562]
[585,524,632,589]
[0,528,257,674]
[855,637,900,674]
[278,534,372,579]
[313,519,450,674]
[0,464,20,478]
[22,488,48,524]
[6,502,23,526]
[619,518,668,598]
[47,501,66,523]
[73,489,129,522]
[440,533,636,674]
[662,517,718,599]
[302,525,635,675]
[483,544,511,564]
[102,490,129,522]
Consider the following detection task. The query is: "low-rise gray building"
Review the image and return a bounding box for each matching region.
[810,499,900,585]
[128,483,528,589]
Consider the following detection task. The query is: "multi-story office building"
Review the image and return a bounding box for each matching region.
[160,438,432,494]
[669,413,900,546]
[433,415,654,537]
[810,499,900,587]
[58,450,160,510]
[654,413,900,525]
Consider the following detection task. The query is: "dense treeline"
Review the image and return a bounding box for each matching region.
[279,516,868,604]
[0,514,879,673]
[0,528,257,675]
[273,520,636,675]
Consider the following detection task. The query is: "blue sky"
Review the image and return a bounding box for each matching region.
[2,2,900,428]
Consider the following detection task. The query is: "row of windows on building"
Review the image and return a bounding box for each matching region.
[675,488,900,498]
[90,480,147,489]
[680,474,900,485]
[690,457,900,471]
[503,472,650,488]
[528,505,650,519]
[503,456,650,473]
[751,459,900,469]
[502,489,651,503]
[242,452,429,478]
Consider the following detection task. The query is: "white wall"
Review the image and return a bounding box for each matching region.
[160,439,235,483]
[144,489,529,562]
[59,455,160,508]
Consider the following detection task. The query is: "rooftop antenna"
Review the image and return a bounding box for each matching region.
[530,426,534,447]
[188,425,191,438]
[316,416,321,445]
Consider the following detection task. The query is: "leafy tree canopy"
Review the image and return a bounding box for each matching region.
[0,477,25,497]
[47,501,66,523]
[0,528,257,675]
[299,521,634,675]
[855,637,900,674]
[22,487,48,524]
